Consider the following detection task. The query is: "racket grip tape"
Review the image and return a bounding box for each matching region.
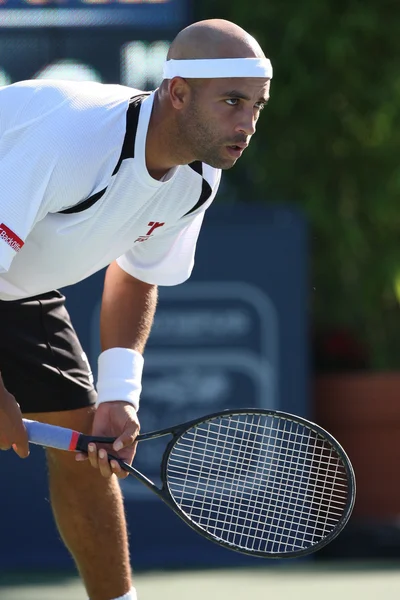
[23,419,80,451]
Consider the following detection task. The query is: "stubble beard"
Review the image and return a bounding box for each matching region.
[179,106,236,170]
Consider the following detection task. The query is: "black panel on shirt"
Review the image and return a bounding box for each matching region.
[188,161,203,176]
[58,187,108,215]
[58,93,149,215]
[183,162,213,217]
[112,93,150,176]
[183,178,213,216]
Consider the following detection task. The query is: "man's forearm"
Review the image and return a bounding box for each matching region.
[100,261,158,354]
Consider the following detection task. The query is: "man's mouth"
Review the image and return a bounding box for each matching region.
[228,142,248,150]
[226,143,247,158]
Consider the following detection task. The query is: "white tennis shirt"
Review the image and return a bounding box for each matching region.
[0,79,221,300]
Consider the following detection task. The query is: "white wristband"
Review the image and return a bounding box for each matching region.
[96,348,144,411]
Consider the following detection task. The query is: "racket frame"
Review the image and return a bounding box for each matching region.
[89,408,356,559]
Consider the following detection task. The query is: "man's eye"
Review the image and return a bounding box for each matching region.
[256,103,266,110]
[225,98,239,106]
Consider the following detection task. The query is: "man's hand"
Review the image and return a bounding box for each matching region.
[0,373,29,458]
[76,401,140,479]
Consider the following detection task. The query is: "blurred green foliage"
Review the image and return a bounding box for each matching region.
[196,0,400,369]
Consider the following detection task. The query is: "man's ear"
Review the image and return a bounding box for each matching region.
[168,77,191,110]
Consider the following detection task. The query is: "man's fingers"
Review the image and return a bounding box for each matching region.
[113,460,129,480]
[75,452,88,462]
[87,443,99,469]
[98,448,113,478]
[12,442,30,459]
[0,379,29,458]
[98,450,128,479]
[13,422,30,457]
[113,430,139,452]
[1,424,30,458]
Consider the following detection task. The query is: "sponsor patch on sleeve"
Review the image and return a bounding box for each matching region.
[0,223,24,253]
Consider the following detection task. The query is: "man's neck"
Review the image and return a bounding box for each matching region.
[145,93,194,180]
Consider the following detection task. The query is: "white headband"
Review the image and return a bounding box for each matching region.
[163,58,273,80]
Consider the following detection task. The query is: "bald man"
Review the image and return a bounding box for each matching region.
[0,19,272,600]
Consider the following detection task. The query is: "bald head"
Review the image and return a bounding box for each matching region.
[167,19,266,61]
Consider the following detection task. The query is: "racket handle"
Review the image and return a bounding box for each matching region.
[23,419,79,451]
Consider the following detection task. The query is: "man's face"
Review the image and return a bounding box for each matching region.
[179,77,271,170]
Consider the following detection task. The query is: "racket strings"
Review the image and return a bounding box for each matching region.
[167,446,349,486]
[166,429,348,482]
[166,413,350,555]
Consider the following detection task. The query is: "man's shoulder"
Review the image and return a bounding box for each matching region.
[1,79,147,106]
[48,80,146,104]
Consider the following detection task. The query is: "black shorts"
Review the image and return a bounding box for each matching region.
[0,290,97,414]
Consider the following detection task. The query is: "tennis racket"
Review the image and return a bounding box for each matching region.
[23,409,355,559]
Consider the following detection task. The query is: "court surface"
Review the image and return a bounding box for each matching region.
[1,562,400,600]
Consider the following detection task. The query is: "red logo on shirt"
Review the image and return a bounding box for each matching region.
[135,221,165,243]
[0,223,24,252]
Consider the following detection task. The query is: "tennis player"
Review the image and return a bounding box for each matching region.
[0,18,271,600]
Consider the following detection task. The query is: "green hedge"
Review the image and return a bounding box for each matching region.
[196,1,400,369]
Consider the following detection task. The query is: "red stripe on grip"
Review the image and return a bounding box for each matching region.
[69,431,80,451]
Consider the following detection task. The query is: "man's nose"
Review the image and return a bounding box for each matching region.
[236,111,256,136]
